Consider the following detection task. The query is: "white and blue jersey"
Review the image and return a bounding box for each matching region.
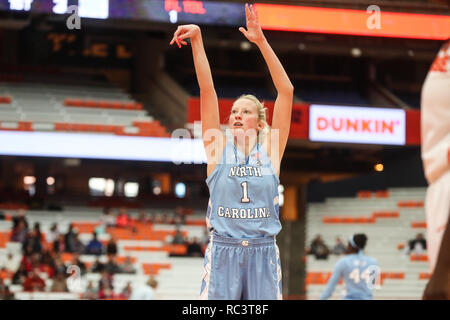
[205,140,281,238]
[319,251,379,300]
[200,139,283,300]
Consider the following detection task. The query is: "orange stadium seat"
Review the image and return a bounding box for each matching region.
[398,201,424,208]
[142,263,171,275]
[375,190,389,198]
[419,273,431,280]
[0,96,12,104]
[410,254,428,262]
[411,221,427,228]
[357,190,372,198]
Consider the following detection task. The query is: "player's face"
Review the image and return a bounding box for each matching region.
[229,99,261,137]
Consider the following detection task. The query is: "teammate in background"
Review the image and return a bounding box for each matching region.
[170,3,293,299]
[319,234,379,300]
[420,37,450,300]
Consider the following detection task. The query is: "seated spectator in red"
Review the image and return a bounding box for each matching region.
[187,237,203,257]
[20,246,34,274]
[50,271,68,292]
[10,219,28,243]
[119,282,132,300]
[98,270,114,299]
[116,208,130,228]
[106,237,118,256]
[120,256,136,274]
[22,268,46,292]
[85,232,103,256]
[53,234,66,254]
[83,281,98,300]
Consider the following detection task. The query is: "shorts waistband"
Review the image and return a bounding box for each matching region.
[211,233,275,247]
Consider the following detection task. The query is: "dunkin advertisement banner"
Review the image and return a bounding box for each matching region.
[309,105,406,145]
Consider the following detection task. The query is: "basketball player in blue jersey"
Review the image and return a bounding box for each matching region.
[170,3,294,299]
[319,234,380,300]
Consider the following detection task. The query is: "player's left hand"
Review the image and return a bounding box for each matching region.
[239,3,266,45]
[422,271,449,300]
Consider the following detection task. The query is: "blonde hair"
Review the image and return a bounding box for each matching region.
[235,94,270,139]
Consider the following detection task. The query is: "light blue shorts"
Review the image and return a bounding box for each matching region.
[199,233,282,300]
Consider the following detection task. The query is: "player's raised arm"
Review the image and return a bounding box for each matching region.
[170,25,222,170]
[239,3,294,166]
[319,261,343,300]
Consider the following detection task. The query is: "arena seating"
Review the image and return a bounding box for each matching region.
[0,207,206,299]
[306,187,429,300]
[0,77,171,137]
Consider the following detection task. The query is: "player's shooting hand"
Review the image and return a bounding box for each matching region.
[170,24,201,48]
[422,271,449,300]
[239,3,266,45]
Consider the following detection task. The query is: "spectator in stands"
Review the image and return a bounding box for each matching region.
[83,281,98,300]
[10,219,28,243]
[39,248,56,278]
[53,256,67,275]
[106,237,118,256]
[85,232,103,256]
[46,223,59,244]
[100,207,116,227]
[22,223,43,254]
[71,253,87,276]
[332,237,347,255]
[186,237,203,257]
[2,253,19,273]
[116,208,130,229]
[307,235,330,260]
[91,257,105,273]
[22,268,46,292]
[98,271,114,299]
[104,255,121,275]
[71,232,85,255]
[12,209,29,231]
[120,256,136,274]
[408,233,427,254]
[129,276,158,300]
[1,285,15,300]
[20,246,33,274]
[64,224,77,253]
[137,210,149,224]
[120,282,133,300]
[172,228,186,245]
[50,271,68,292]
[12,264,27,285]
[53,234,66,254]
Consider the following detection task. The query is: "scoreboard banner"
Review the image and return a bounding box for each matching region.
[0,0,245,26]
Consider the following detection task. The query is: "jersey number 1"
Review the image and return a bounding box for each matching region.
[241,182,250,203]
